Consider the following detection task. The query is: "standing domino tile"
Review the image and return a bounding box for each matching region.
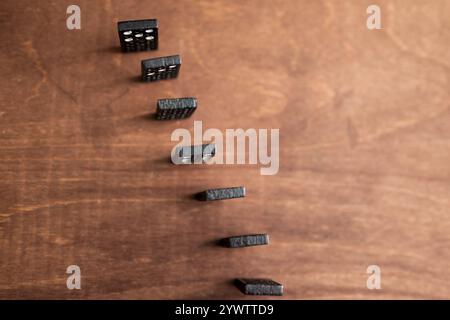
[172,144,216,165]
[118,19,158,52]
[220,234,269,248]
[156,97,197,120]
[234,279,283,296]
[196,186,245,201]
[141,55,181,82]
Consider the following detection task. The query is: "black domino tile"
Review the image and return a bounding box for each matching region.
[141,55,181,82]
[118,19,158,52]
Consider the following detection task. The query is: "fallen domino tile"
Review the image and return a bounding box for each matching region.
[234,278,283,296]
[220,234,269,248]
[196,186,245,201]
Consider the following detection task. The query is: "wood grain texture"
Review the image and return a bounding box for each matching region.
[0,0,449,299]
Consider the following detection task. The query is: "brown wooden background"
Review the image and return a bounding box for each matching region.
[0,0,449,299]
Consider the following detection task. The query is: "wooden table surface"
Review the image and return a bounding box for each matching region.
[0,0,449,299]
